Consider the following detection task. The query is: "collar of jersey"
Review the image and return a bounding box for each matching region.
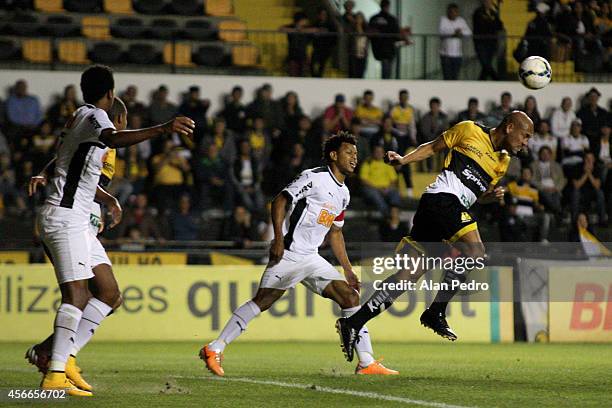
[327,166,343,187]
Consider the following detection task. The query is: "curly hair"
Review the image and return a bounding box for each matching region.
[322,131,357,163]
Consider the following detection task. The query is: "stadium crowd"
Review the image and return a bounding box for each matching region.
[0,79,610,244]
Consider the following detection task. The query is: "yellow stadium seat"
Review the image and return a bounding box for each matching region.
[231,44,258,67]
[163,43,195,67]
[58,40,90,64]
[35,0,64,12]
[23,39,52,63]
[82,16,111,40]
[218,20,246,42]
[206,0,233,16]
[104,0,134,14]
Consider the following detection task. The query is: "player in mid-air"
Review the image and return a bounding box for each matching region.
[25,97,128,392]
[336,111,533,362]
[35,64,194,396]
[201,132,398,376]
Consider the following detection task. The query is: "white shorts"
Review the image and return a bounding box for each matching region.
[37,205,95,284]
[260,251,345,295]
[89,234,111,268]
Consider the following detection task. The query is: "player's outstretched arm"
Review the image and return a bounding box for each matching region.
[386,135,448,166]
[268,192,289,266]
[95,185,122,229]
[99,116,195,148]
[328,225,360,292]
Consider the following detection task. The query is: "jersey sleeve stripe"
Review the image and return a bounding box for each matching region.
[283,197,307,250]
[59,142,105,209]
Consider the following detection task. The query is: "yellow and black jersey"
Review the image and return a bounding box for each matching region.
[425,121,510,208]
[99,148,116,187]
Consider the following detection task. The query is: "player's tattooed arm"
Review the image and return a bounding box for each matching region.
[99,116,195,148]
[385,135,448,166]
[95,185,122,229]
[268,192,289,266]
[328,225,360,292]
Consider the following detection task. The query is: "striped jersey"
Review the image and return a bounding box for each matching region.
[425,121,510,208]
[46,104,115,218]
[281,166,350,255]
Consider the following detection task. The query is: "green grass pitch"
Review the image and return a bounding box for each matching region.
[1,342,611,407]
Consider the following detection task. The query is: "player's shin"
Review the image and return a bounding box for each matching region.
[48,303,82,372]
[208,300,261,352]
[342,307,374,366]
[428,269,467,315]
[71,297,113,356]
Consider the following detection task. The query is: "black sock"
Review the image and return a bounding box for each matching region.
[429,270,466,315]
[347,274,407,330]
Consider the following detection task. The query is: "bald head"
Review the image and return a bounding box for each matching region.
[108,96,127,131]
[496,111,534,155]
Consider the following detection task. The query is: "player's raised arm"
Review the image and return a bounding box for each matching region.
[386,134,448,166]
[99,116,195,148]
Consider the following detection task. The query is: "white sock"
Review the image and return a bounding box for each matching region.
[343,306,375,366]
[49,303,82,372]
[71,297,113,356]
[209,300,261,353]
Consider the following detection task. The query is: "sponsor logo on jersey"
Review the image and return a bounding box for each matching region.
[462,168,487,192]
[298,181,312,195]
[88,115,102,130]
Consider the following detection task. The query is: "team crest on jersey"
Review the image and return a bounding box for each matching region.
[461,212,472,223]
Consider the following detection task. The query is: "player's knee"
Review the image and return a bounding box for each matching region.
[338,287,360,309]
[252,291,278,312]
[112,294,123,310]
[97,288,121,309]
[63,286,90,310]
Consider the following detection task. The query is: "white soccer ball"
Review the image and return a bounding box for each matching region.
[518,56,552,89]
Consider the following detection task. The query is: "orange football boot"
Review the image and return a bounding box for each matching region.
[355,359,399,375]
[199,345,224,376]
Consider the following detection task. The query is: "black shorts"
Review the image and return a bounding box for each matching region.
[409,193,478,244]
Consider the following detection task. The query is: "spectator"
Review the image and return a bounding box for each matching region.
[280,91,303,134]
[127,114,152,160]
[232,139,264,215]
[46,85,78,130]
[472,0,504,80]
[350,118,370,166]
[419,97,449,172]
[348,12,369,78]
[178,85,210,139]
[246,83,283,134]
[499,195,529,242]
[220,85,247,134]
[151,140,191,214]
[297,115,323,167]
[569,212,612,257]
[369,0,401,79]
[561,119,590,172]
[282,12,312,77]
[389,89,417,153]
[247,116,272,169]
[341,0,356,29]
[30,120,56,170]
[570,151,607,225]
[371,115,399,153]
[0,152,26,218]
[530,146,565,215]
[594,124,612,186]
[354,90,383,136]
[359,145,401,217]
[529,120,557,161]
[109,145,148,205]
[169,194,200,241]
[456,97,485,123]
[550,97,577,139]
[311,7,337,77]
[6,79,42,137]
[323,94,352,134]
[439,3,472,80]
[221,205,259,248]
[121,85,146,117]
[148,85,177,126]
[208,116,237,165]
[577,87,608,146]
[487,91,514,126]
[507,167,552,241]
[193,143,233,211]
[116,194,164,241]
[522,95,542,128]
[524,3,553,60]
[379,206,409,242]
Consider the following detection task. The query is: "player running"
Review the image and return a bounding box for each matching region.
[35,65,194,396]
[201,132,398,376]
[25,97,128,392]
[336,111,533,361]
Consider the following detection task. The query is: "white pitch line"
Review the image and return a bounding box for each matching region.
[171,374,477,408]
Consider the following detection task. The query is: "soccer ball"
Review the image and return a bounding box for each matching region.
[518,56,552,89]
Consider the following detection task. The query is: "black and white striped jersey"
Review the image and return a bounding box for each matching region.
[281,166,350,255]
[45,104,115,218]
